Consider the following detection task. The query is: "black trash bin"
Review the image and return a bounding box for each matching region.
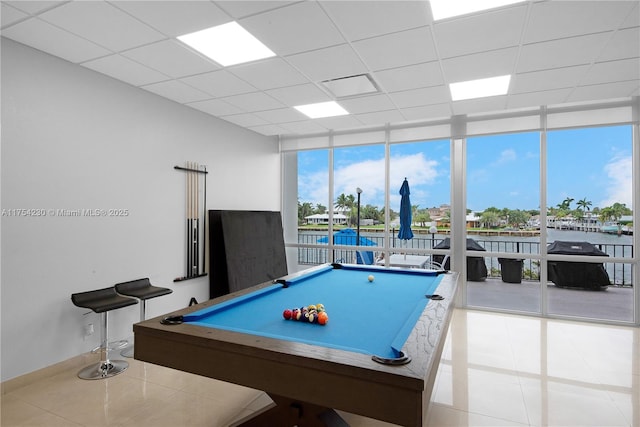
[498,258,523,283]
[433,238,487,281]
[547,241,610,290]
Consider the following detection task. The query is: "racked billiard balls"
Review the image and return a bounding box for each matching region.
[317,312,329,325]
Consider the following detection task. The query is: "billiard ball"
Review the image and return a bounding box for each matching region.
[283,309,292,320]
[317,312,329,325]
[368,274,375,282]
[308,313,316,323]
[307,304,316,312]
[293,309,301,321]
[316,303,325,312]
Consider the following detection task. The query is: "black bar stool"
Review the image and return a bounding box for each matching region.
[71,287,138,379]
[115,278,172,358]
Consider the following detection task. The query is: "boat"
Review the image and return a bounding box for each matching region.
[600,223,621,234]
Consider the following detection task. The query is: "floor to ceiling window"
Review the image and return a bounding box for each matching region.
[546,125,634,322]
[388,139,451,265]
[332,144,385,264]
[295,149,330,266]
[466,132,541,313]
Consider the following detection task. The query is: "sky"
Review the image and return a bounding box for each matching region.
[298,125,633,214]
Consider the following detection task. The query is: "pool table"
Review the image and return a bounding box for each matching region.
[134,264,459,427]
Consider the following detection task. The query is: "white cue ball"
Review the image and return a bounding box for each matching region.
[368,274,374,282]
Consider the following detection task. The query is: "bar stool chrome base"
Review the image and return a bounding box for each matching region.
[78,359,128,380]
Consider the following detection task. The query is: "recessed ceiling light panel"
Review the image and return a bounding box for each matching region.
[321,74,378,98]
[430,0,525,20]
[177,22,275,67]
[294,101,349,119]
[450,75,511,101]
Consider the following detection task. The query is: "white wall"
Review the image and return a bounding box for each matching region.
[0,38,280,381]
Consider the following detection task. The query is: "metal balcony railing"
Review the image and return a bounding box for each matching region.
[295,232,634,287]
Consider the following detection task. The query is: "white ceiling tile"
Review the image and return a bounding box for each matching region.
[254,108,307,124]
[389,86,450,109]
[581,58,640,86]
[221,113,270,127]
[569,80,640,102]
[451,95,508,116]
[374,62,444,93]
[266,83,331,106]
[280,120,328,134]
[597,27,640,62]
[187,99,244,116]
[221,92,285,112]
[286,44,369,82]
[315,115,365,131]
[39,1,165,51]
[122,39,219,78]
[523,1,637,44]
[512,65,590,94]
[112,1,230,37]
[216,1,297,19]
[248,123,288,136]
[433,5,527,59]
[339,94,397,114]
[400,104,452,122]
[353,26,437,71]
[239,1,345,56]
[1,3,29,27]
[1,18,111,63]
[141,80,210,103]
[507,89,572,110]
[4,1,65,15]
[517,33,612,73]
[320,0,430,41]
[356,110,406,126]
[621,2,639,27]
[441,47,518,84]
[229,57,308,90]
[82,54,169,86]
[181,70,257,97]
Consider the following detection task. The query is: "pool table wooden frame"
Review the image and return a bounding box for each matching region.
[134,265,459,427]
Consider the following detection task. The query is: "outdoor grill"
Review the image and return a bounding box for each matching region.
[433,237,488,281]
[547,241,610,290]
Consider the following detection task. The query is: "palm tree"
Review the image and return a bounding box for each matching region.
[335,193,349,214]
[599,203,627,234]
[561,197,574,210]
[576,197,592,230]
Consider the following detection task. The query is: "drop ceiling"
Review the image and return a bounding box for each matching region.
[2,0,639,137]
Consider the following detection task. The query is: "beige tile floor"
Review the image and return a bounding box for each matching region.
[2,309,638,426]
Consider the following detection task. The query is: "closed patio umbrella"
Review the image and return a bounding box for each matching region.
[398,178,414,241]
[398,179,414,259]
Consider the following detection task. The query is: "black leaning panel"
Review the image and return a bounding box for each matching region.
[208,210,288,298]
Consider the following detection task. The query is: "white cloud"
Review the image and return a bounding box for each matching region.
[299,153,439,208]
[600,154,632,207]
[491,148,516,165]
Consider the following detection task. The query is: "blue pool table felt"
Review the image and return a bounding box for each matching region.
[185,265,443,359]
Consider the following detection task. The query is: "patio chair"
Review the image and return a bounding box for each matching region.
[356,250,375,265]
[425,255,449,271]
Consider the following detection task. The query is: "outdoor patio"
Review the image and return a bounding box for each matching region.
[467,277,635,323]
